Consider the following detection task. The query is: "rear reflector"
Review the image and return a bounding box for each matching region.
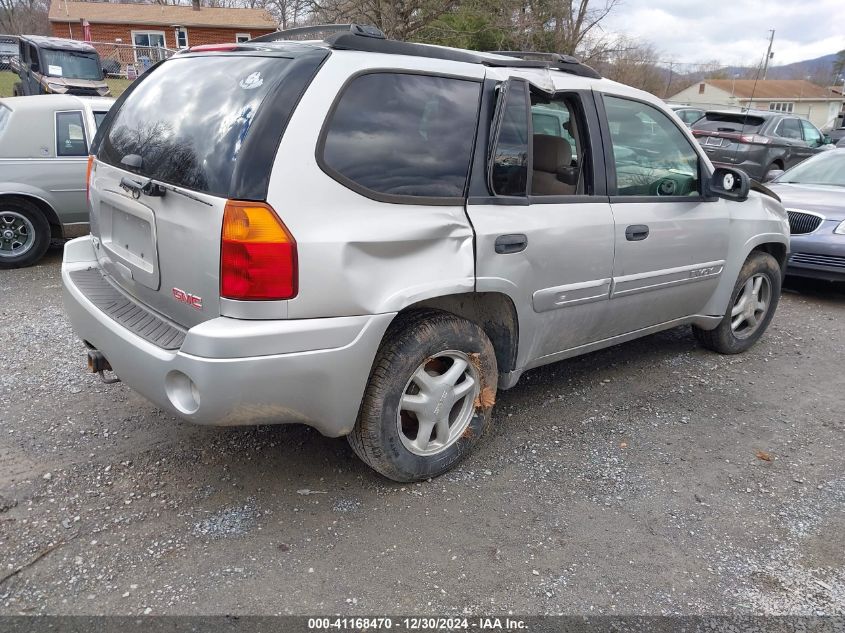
[220,201,297,300]
[86,155,94,202]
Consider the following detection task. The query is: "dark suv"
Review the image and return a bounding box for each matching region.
[10,35,110,97]
[691,110,829,181]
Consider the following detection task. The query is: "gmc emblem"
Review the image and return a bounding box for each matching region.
[172,288,202,310]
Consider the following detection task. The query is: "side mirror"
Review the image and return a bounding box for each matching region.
[765,169,784,182]
[823,134,832,145]
[30,62,38,72]
[707,167,750,201]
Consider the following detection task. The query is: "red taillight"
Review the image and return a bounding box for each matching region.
[86,155,94,202]
[739,134,770,145]
[220,201,297,300]
[189,43,238,52]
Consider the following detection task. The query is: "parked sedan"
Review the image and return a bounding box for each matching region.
[0,94,113,268]
[766,149,845,281]
[692,110,830,181]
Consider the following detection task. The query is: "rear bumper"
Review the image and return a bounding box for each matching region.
[62,236,395,436]
[710,159,765,181]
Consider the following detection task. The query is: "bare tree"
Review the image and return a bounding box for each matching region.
[0,0,49,34]
[307,0,460,40]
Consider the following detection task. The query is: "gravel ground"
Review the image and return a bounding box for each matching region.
[1,246,844,615]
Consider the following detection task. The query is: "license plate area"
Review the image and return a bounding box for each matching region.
[705,136,724,147]
[98,189,160,290]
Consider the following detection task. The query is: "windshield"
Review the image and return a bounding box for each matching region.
[41,49,101,80]
[776,151,845,187]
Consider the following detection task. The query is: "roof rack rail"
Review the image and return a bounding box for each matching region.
[488,51,601,79]
[324,32,554,69]
[250,23,385,44]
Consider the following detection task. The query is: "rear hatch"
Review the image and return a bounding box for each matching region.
[90,48,325,327]
[691,112,768,159]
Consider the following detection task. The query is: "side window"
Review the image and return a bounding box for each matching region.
[56,111,88,157]
[603,96,700,197]
[530,94,590,196]
[777,118,802,140]
[800,120,822,147]
[28,44,39,71]
[321,72,481,199]
[490,81,529,196]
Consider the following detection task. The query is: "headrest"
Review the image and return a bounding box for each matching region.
[533,134,572,173]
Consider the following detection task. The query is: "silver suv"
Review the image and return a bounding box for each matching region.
[62,25,789,482]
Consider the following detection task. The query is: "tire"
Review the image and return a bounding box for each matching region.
[692,251,781,354]
[348,309,498,482]
[12,82,22,97]
[0,199,51,269]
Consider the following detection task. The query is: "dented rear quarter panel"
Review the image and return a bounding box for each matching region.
[265,52,484,320]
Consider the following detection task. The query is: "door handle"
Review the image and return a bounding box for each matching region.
[625,224,649,241]
[495,234,527,254]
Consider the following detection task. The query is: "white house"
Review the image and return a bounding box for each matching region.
[668,80,842,129]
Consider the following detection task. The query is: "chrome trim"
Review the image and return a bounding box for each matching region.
[611,260,725,298]
[785,208,825,235]
[532,278,611,312]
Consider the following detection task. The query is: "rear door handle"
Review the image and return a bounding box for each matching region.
[625,225,649,241]
[495,234,527,254]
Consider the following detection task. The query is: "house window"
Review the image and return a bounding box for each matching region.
[131,30,167,64]
[236,33,251,43]
[175,27,188,49]
[769,102,794,113]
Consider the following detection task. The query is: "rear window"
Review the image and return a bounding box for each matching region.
[320,72,481,200]
[692,112,766,134]
[98,55,290,197]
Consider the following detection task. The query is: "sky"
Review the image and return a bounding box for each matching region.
[602,0,845,68]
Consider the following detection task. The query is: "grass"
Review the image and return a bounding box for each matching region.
[0,71,133,98]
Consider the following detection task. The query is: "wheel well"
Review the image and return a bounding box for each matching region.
[752,242,787,269]
[399,293,519,375]
[771,159,784,170]
[0,194,63,239]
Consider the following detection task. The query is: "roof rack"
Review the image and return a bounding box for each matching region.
[488,51,601,79]
[249,23,602,79]
[250,23,385,43]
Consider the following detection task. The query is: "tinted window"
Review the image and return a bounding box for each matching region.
[321,73,481,199]
[490,81,529,196]
[604,96,699,197]
[56,111,88,157]
[777,118,802,140]
[692,112,766,134]
[800,119,822,146]
[99,56,290,197]
[28,44,39,71]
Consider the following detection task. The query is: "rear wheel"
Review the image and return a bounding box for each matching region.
[348,310,498,482]
[12,82,22,97]
[693,251,781,354]
[0,200,51,269]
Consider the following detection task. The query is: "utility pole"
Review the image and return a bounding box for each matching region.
[762,29,775,80]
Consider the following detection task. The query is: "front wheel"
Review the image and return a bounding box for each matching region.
[693,251,781,354]
[348,310,498,482]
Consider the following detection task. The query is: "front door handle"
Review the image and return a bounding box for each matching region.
[625,224,649,241]
[495,234,527,254]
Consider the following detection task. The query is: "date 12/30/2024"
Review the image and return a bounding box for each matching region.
[307,617,528,630]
